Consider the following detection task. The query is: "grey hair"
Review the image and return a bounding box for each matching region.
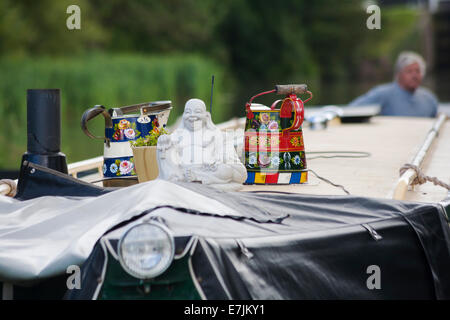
[394,51,426,77]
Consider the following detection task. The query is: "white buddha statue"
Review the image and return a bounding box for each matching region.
[156,98,247,191]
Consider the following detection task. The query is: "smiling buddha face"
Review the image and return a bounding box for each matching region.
[182,99,209,132]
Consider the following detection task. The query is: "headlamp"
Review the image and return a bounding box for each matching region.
[118,221,175,279]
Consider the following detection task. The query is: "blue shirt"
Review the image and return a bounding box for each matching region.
[349,82,438,117]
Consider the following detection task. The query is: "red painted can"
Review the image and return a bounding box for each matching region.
[243,85,313,185]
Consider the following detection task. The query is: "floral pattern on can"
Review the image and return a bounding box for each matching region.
[118,119,130,130]
[248,153,257,165]
[258,153,271,167]
[124,128,136,140]
[245,151,306,172]
[244,109,307,184]
[292,155,302,165]
[271,156,280,167]
[290,136,303,148]
[110,163,118,174]
[268,120,279,131]
[103,156,136,178]
[119,160,134,175]
[106,115,161,143]
[259,113,270,124]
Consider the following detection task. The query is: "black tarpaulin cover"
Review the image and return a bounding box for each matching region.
[12,162,450,299]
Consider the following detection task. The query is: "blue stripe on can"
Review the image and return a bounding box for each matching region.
[244,171,255,184]
[289,172,301,184]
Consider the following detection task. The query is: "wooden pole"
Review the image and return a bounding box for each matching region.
[392,113,447,200]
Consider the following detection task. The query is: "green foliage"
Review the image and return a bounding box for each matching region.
[216,0,318,83]
[0,0,107,56]
[130,128,169,147]
[89,0,225,55]
[215,0,368,83]
[0,1,424,83]
[358,6,420,60]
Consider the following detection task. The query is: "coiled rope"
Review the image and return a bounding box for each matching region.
[0,179,17,197]
[399,164,450,190]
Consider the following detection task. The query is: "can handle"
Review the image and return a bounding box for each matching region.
[80,105,113,147]
[281,90,313,132]
[245,85,312,119]
[275,84,308,95]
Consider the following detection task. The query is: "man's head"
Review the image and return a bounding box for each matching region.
[183,98,208,131]
[394,51,426,92]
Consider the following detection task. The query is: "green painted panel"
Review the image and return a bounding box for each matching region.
[99,252,201,300]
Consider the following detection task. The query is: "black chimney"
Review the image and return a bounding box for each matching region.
[21,89,68,173]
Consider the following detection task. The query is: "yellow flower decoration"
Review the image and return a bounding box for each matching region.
[259,113,270,124]
[290,136,301,147]
[118,119,131,130]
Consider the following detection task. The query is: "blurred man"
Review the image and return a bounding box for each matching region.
[349,51,438,117]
